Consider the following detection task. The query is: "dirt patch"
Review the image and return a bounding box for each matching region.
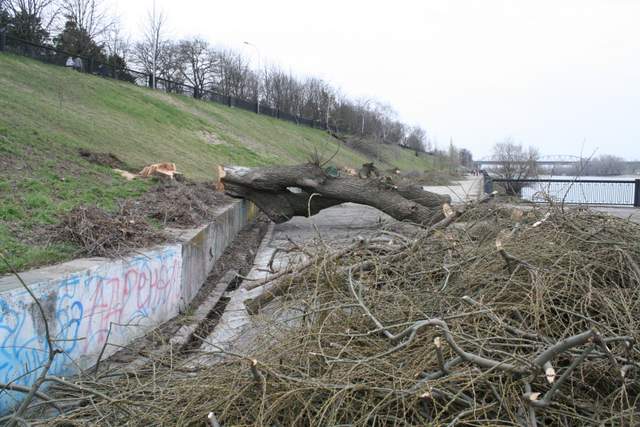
[77,147,232,228]
[78,148,127,169]
[200,130,225,146]
[134,180,233,228]
[54,204,167,257]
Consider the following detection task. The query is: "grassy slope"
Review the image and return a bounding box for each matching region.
[0,53,436,273]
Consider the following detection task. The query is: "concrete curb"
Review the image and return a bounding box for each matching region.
[170,269,238,351]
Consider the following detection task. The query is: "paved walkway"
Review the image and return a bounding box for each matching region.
[198,203,394,359]
[423,175,483,203]
[197,178,482,359]
[592,206,640,223]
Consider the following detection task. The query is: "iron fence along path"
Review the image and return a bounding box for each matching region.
[487,178,640,207]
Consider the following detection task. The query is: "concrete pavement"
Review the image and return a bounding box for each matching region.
[423,175,483,203]
[198,203,395,359]
[593,206,640,223]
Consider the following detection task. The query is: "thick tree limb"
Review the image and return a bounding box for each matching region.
[0,382,61,413]
[219,163,450,224]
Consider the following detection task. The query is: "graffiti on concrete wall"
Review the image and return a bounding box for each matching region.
[0,246,182,412]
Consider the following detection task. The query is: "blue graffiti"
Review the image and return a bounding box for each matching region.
[0,246,181,414]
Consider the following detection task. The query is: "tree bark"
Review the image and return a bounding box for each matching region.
[219,163,450,225]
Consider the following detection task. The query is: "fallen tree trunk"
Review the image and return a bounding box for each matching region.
[218,163,451,225]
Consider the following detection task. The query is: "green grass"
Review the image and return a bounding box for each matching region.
[0,53,438,274]
[0,129,150,273]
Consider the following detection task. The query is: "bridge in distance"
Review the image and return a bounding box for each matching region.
[475,155,640,170]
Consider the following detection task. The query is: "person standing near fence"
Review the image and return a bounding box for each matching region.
[73,57,83,72]
[65,56,74,69]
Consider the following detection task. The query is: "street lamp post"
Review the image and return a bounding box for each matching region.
[151,0,157,89]
[243,41,261,114]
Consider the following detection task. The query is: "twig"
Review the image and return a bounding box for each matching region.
[1,252,64,426]
[348,268,530,374]
[533,330,595,367]
[529,345,595,408]
[523,382,538,427]
[250,359,267,396]
[94,322,115,374]
[0,382,62,413]
[429,191,496,232]
[461,296,546,342]
[43,376,122,407]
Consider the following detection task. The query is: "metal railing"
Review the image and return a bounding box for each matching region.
[485,177,640,207]
[0,33,335,132]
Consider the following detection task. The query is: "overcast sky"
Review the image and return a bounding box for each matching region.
[111,0,640,160]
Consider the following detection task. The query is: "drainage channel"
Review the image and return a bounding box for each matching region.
[179,275,243,353]
[99,219,269,374]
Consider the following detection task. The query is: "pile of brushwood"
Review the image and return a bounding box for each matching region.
[54,203,166,257]
[37,202,640,426]
[137,180,229,227]
[51,180,230,258]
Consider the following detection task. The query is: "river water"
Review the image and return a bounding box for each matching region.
[516,175,640,205]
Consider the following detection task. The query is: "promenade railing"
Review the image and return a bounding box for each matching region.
[485,177,640,207]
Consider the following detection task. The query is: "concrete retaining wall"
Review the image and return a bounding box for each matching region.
[0,200,256,413]
[179,201,258,308]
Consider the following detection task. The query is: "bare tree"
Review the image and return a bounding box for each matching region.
[384,120,406,146]
[366,102,395,143]
[5,0,58,42]
[59,0,111,41]
[132,3,167,88]
[214,48,252,98]
[491,138,539,195]
[121,25,476,159]
[459,148,473,168]
[447,140,460,172]
[579,154,626,176]
[405,126,428,153]
[176,37,214,98]
[103,17,128,60]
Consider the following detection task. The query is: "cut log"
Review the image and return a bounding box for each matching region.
[218,163,451,225]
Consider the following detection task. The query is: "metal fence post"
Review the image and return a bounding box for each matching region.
[634,179,640,207]
[0,29,6,52]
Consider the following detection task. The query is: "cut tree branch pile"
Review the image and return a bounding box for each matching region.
[217,162,452,224]
[30,201,640,426]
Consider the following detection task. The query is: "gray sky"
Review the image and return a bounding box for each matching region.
[112,0,640,160]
